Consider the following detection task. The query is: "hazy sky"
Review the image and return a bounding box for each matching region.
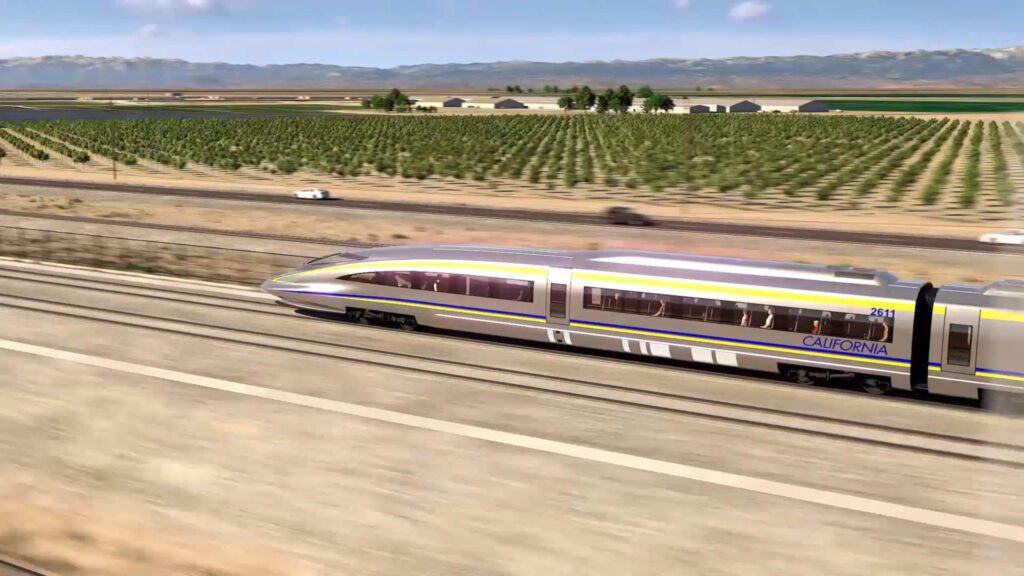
[1,0,1021,66]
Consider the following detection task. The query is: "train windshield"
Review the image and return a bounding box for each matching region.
[306,252,369,265]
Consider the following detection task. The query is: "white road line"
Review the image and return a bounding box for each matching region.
[3,337,1024,543]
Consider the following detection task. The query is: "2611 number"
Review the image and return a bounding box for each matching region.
[870,307,896,318]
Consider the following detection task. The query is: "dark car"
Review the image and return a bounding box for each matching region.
[605,206,654,226]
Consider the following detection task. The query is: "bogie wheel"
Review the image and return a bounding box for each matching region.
[784,368,816,386]
[396,317,418,331]
[860,377,892,396]
[346,309,370,325]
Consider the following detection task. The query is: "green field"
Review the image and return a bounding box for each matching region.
[826,100,1024,113]
[2,115,1021,211]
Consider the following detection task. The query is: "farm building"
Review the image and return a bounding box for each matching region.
[761,105,799,113]
[443,97,466,107]
[729,100,762,113]
[517,97,563,110]
[799,100,831,113]
[494,98,527,109]
[688,104,726,114]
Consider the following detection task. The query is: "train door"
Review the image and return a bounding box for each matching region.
[941,305,980,376]
[545,268,571,344]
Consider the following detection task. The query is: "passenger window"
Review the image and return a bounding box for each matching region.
[604,290,624,312]
[424,272,450,292]
[549,284,567,318]
[467,276,490,298]
[494,279,534,302]
[622,291,642,315]
[446,274,468,295]
[665,296,685,319]
[947,324,973,366]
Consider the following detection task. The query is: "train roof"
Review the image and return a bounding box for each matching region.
[350,245,920,290]
[937,280,1024,310]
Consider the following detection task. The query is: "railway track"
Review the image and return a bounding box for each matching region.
[3,176,1022,254]
[0,556,50,576]
[2,261,1022,469]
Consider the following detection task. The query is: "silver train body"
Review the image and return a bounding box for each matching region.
[261,244,1023,401]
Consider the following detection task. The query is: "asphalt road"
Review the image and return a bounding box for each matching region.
[3,259,1024,574]
[2,176,1021,254]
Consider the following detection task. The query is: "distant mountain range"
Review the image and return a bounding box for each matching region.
[3,47,1024,90]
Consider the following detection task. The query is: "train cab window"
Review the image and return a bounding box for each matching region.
[947,324,973,366]
[343,272,379,284]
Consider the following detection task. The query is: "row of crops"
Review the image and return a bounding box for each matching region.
[7,115,1022,206]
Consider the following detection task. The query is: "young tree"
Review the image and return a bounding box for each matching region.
[613,85,634,113]
[384,88,410,112]
[506,85,515,93]
[514,85,524,93]
[659,93,675,112]
[558,95,575,111]
[595,94,610,114]
[636,85,654,98]
[576,85,596,110]
[642,93,674,113]
[527,87,534,93]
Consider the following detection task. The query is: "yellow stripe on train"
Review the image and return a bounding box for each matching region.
[981,309,1024,323]
[976,371,1024,382]
[569,321,911,368]
[572,270,917,312]
[276,260,550,285]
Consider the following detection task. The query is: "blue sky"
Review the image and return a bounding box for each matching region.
[1,0,1021,67]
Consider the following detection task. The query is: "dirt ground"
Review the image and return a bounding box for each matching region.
[1,186,1022,285]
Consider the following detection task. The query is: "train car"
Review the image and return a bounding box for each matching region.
[262,245,937,395]
[927,280,1024,406]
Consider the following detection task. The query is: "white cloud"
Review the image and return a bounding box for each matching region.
[117,0,249,12]
[729,1,771,21]
[674,0,693,8]
[136,24,161,37]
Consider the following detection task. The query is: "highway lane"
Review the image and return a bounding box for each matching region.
[3,176,1021,254]
[3,260,1024,574]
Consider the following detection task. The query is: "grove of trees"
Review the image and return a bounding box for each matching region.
[14,114,999,207]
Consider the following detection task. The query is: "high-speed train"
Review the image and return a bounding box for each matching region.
[261,244,1024,405]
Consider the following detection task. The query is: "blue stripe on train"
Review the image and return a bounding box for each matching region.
[572,318,909,364]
